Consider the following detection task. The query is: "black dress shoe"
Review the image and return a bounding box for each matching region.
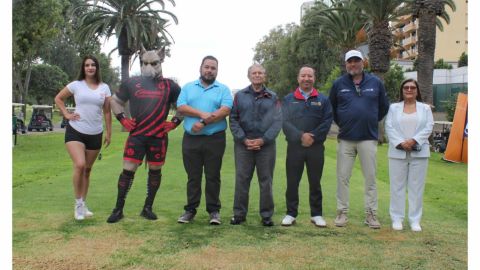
[230,216,246,225]
[262,217,274,227]
[107,208,124,223]
[140,207,158,220]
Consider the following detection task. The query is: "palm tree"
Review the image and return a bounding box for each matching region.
[301,0,367,71]
[351,0,413,80]
[75,0,177,82]
[413,0,456,105]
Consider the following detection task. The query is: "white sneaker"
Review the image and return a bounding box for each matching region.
[84,205,93,217]
[281,215,296,226]
[74,204,85,220]
[392,220,403,231]
[411,222,422,232]
[310,216,327,227]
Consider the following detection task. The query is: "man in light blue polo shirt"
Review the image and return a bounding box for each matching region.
[176,55,233,225]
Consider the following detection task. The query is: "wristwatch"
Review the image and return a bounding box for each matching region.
[199,118,206,125]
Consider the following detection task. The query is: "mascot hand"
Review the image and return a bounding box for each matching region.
[116,113,136,131]
[156,121,177,138]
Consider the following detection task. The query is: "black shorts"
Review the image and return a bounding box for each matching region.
[123,135,168,166]
[65,124,103,150]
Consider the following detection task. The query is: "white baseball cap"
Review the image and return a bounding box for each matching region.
[345,50,364,61]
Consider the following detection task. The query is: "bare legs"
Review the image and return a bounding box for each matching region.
[65,142,99,200]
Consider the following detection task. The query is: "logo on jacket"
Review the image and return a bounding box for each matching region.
[340,89,350,93]
[134,89,162,98]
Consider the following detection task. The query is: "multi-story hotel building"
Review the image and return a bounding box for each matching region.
[391,0,468,62]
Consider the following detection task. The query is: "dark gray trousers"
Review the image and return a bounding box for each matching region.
[285,142,325,217]
[233,141,275,219]
[182,131,226,214]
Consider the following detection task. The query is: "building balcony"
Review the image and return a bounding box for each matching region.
[393,28,404,38]
[403,22,418,33]
[401,49,418,60]
[403,36,417,47]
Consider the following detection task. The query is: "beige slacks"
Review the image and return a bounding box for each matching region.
[336,139,378,214]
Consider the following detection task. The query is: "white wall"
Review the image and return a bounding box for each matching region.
[404,66,468,85]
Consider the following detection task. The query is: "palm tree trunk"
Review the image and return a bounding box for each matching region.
[366,21,391,144]
[367,20,392,80]
[120,54,130,82]
[416,10,436,106]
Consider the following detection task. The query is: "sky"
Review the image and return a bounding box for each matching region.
[103,0,309,89]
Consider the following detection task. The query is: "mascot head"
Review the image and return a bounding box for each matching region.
[140,45,165,78]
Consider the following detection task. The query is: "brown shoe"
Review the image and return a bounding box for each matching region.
[334,211,348,227]
[365,211,381,229]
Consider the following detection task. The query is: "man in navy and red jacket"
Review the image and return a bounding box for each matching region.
[280,65,333,228]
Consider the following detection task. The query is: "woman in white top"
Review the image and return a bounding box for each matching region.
[54,55,112,220]
[385,79,434,232]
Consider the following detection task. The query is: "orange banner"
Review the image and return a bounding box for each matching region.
[443,93,468,163]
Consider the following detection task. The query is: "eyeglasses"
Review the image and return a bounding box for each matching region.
[403,85,417,90]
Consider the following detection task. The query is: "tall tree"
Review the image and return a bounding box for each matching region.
[301,0,366,70]
[253,24,298,97]
[253,23,337,98]
[12,0,67,103]
[40,0,120,88]
[352,0,413,80]
[74,0,177,82]
[29,64,69,105]
[383,63,405,101]
[413,0,455,105]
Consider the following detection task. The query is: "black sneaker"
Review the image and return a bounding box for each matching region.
[107,208,124,223]
[230,216,246,225]
[140,207,158,220]
[209,211,221,225]
[262,217,274,227]
[177,211,196,224]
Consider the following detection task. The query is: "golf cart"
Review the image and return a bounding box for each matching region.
[28,105,54,132]
[433,121,452,153]
[12,103,27,134]
[60,107,75,128]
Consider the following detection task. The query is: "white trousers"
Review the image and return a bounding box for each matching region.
[336,140,378,213]
[389,153,428,224]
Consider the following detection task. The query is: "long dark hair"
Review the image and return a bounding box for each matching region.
[77,55,102,83]
[399,78,422,102]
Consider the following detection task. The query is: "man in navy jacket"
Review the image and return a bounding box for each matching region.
[281,65,333,228]
[329,50,389,229]
[229,64,282,226]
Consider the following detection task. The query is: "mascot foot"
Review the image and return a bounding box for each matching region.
[107,208,124,223]
[140,207,158,220]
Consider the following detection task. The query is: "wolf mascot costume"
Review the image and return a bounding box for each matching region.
[107,47,182,223]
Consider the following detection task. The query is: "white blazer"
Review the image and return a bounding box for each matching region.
[385,101,434,159]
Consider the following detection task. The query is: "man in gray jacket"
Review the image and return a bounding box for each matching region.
[229,64,282,226]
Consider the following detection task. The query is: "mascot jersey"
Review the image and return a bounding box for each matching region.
[116,76,181,137]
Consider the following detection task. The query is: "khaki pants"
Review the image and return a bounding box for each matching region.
[336,139,378,214]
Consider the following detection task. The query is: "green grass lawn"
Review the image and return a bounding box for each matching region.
[12,123,467,269]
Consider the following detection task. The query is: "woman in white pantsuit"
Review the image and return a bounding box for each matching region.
[385,79,434,232]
